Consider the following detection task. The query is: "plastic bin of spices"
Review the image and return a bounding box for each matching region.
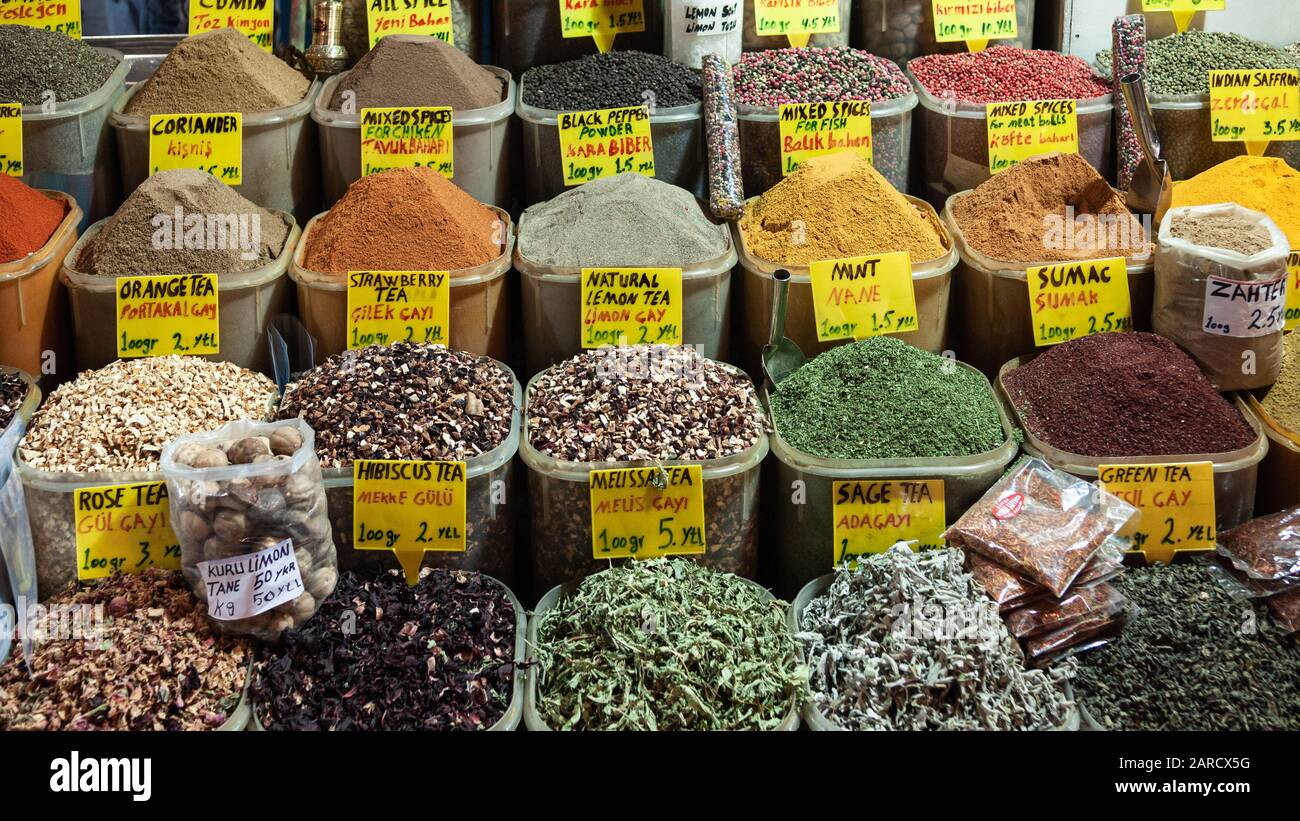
[942,191,1155,380]
[732,194,955,379]
[1148,92,1300,182]
[492,0,665,77]
[851,0,1035,65]
[742,0,851,51]
[0,192,81,386]
[997,357,1267,536]
[59,214,299,377]
[289,207,514,366]
[764,370,1018,600]
[312,57,517,209]
[107,80,322,224]
[1241,394,1300,517]
[21,50,129,228]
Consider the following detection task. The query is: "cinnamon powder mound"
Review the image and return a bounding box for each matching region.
[303,167,502,274]
[0,174,66,263]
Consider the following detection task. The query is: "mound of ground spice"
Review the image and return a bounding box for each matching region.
[328,35,503,111]
[0,175,66,263]
[1173,157,1300,249]
[303,167,501,274]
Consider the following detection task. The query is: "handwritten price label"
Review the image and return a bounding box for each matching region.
[347,270,449,349]
[1141,0,1225,33]
[148,113,243,184]
[116,274,220,358]
[1285,252,1300,331]
[581,267,682,348]
[809,252,918,342]
[367,0,454,47]
[74,482,180,581]
[1201,274,1286,338]
[0,0,82,37]
[0,103,20,176]
[832,480,945,566]
[1209,70,1300,156]
[931,0,1016,51]
[589,466,706,560]
[753,0,840,48]
[558,106,654,186]
[189,0,273,50]
[778,101,872,175]
[354,460,467,584]
[560,0,646,51]
[1027,257,1132,346]
[986,99,1079,172]
[1099,462,1216,565]
[361,106,453,178]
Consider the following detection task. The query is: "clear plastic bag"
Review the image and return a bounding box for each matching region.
[1024,605,1132,667]
[1217,505,1300,581]
[1203,555,1299,601]
[0,414,36,668]
[967,540,1124,611]
[1005,582,1127,640]
[161,419,338,642]
[1268,589,1300,635]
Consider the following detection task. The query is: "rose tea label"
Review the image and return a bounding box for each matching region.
[986,99,1079,172]
[1098,462,1217,565]
[1141,0,1225,33]
[0,103,20,176]
[832,480,945,566]
[558,106,655,186]
[1209,69,1300,156]
[1026,257,1132,346]
[189,0,274,50]
[1201,274,1286,338]
[931,0,1017,52]
[580,267,683,348]
[74,482,181,580]
[361,106,453,178]
[116,274,220,358]
[354,459,467,584]
[778,101,872,176]
[559,0,646,52]
[148,112,243,184]
[347,270,450,349]
[1285,252,1300,331]
[367,0,454,47]
[0,0,82,36]
[589,465,706,559]
[809,252,919,342]
[198,539,304,620]
[752,0,840,48]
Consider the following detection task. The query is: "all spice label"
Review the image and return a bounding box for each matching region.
[1025,257,1132,346]
[147,112,243,185]
[558,106,655,186]
[580,267,683,348]
[115,274,220,358]
[1209,69,1300,152]
[347,270,450,349]
[366,0,454,48]
[1098,462,1217,565]
[1141,0,1225,33]
[753,0,840,48]
[808,252,919,342]
[986,99,1079,173]
[1285,251,1300,331]
[559,0,646,52]
[360,106,454,179]
[1201,273,1287,338]
[198,538,304,620]
[189,0,274,51]
[74,482,181,581]
[0,103,20,176]
[589,465,706,560]
[832,480,945,565]
[353,459,468,582]
[931,0,1017,50]
[778,101,872,176]
[0,0,82,37]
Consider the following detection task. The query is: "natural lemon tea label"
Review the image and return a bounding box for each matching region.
[353,460,468,584]
[360,106,454,178]
[589,465,706,560]
[74,482,181,581]
[1285,251,1300,331]
[558,105,655,186]
[116,274,220,358]
[832,480,946,566]
[809,251,919,342]
[559,0,647,52]
[1098,462,1217,565]
[1209,69,1300,156]
[347,270,450,349]
[752,0,841,49]
[1142,0,1225,33]
[189,0,274,50]
[580,267,683,348]
[931,0,1017,52]
[2,0,82,36]
[1026,257,1132,346]
[366,0,454,47]
[986,99,1079,173]
[148,112,243,184]
[778,101,872,176]
[0,103,20,176]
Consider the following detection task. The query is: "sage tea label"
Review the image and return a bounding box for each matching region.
[1,0,82,36]
[559,0,646,52]
[199,538,304,620]
[986,99,1079,173]
[1026,257,1132,346]
[361,106,454,178]
[580,267,683,348]
[1098,462,1217,565]
[752,0,841,48]
[832,480,945,566]
[367,0,454,47]
[779,101,872,176]
[558,105,655,186]
[148,112,243,184]
[931,0,1017,51]
[589,465,706,560]
[1201,274,1286,338]
[74,482,181,581]
[1209,69,1300,155]
[353,459,468,584]
[188,0,274,50]
[347,271,450,349]
[0,103,20,176]
[808,251,919,342]
[116,274,220,358]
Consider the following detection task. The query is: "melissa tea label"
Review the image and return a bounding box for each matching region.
[0,0,82,36]
[360,106,454,178]
[808,251,919,342]
[580,267,683,348]
[148,112,243,184]
[353,459,468,584]
[559,0,646,52]
[189,0,274,51]
[115,274,220,358]
[74,482,181,580]
[1098,462,1217,565]
[367,0,454,47]
[1209,69,1300,156]
[589,466,706,559]
[1026,257,1132,346]
[752,0,841,48]
[558,105,655,186]
[832,480,945,566]
[0,103,20,176]
[779,101,872,176]
[986,99,1079,173]
[931,0,1017,52]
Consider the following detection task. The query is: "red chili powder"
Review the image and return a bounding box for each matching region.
[0,174,67,264]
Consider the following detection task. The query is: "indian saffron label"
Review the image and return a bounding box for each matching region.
[808,252,919,342]
[1026,257,1132,346]
[1285,252,1300,331]
[1201,274,1286,338]
[148,112,243,184]
[558,106,654,186]
[832,480,945,566]
[986,99,1079,173]
[360,106,453,178]
[1209,70,1300,155]
[931,0,1016,51]
[752,0,840,48]
[367,0,454,48]
[116,274,220,358]
[346,270,450,349]
[189,0,274,51]
[74,482,181,581]
[354,460,467,584]
[0,0,82,37]
[589,466,706,560]
[0,103,20,176]
[1098,462,1217,565]
[1141,0,1225,33]
[778,101,872,176]
[580,267,683,348]
[559,0,646,52]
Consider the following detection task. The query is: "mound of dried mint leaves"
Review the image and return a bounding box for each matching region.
[533,559,801,730]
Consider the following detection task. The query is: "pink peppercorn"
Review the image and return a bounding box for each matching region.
[909,46,1112,105]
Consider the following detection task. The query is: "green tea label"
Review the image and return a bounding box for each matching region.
[1098,462,1216,565]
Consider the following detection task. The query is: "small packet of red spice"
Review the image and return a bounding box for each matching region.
[1025,606,1131,666]
[1203,556,1299,600]
[1005,583,1127,640]
[1268,589,1300,635]
[967,541,1125,611]
[1218,506,1300,580]
[945,458,1138,598]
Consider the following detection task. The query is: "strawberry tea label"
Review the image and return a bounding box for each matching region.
[367,0,454,47]
[353,459,467,584]
[832,480,945,566]
[347,270,450,349]
[986,99,1079,172]
[559,0,646,52]
[1026,257,1132,346]
[198,539,304,620]
[808,252,918,342]
[1201,274,1286,338]
[558,105,654,186]
[778,101,872,176]
[931,0,1016,52]
[589,465,706,560]
[580,267,683,348]
[360,106,453,178]
[0,103,20,176]
[752,0,840,48]
[1141,0,1225,33]
[148,112,243,184]
[74,482,181,581]
[189,0,274,50]
[116,274,220,358]
[1098,462,1216,565]
[1209,69,1300,156]
[0,0,82,36]
[1285,251,1300,330]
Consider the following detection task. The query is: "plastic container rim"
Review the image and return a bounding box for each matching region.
[311,60,517,128]
[1243,393,1300,455]
[906,65,1114,119]
[515,76,703,126]
[159,417,317,483]
[20,48,128,121]
[735,90,918,122]
[109,76,322,129]
[0,191,82,284]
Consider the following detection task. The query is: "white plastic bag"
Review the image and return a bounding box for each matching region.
[0,413,37,668]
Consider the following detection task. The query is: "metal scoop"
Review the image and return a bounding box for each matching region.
[1121,72,1172,224]
[762,270,806,390]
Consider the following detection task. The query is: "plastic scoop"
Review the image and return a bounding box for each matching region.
[762,269,806,390]
[1120,72,1172,225]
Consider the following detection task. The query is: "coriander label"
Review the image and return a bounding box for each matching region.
[74,482,181,581]
[589,466,706,560]
[148,112,243,184]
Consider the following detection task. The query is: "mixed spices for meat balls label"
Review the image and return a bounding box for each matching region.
[0,103,21,176]
[1097,462,1216,564]
[985,99,1079,173]
[1208,69,1300,156]
[559,0,647,52]
[1141,0,1225,34]
[147,112,243,184]
[580,267,683,348]
[1286,252,1300,331]
[832,480,945,565]
[809,251,919,341]
[752,0,840,48]
[1026,257,1132,346]
[3,1,83,37]
[115,273,220,358]
[346,270,450,349]
[360,106,454,178]
[366,0,455,48]
[74,481,181,580]
[353,459,468,583]
[558,106,655,186]
[931,0,1018,52]
[778,101,872,176]
[589,465,707,560]
[188,0,274,51]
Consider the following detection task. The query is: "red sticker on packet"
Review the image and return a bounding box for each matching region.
[992,492,1025,520]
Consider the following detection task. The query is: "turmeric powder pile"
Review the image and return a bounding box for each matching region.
[1173,156,1300,248]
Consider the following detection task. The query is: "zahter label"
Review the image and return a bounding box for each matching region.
[189,0,274,51]
[0,103,20,176]
[347,270,450,349]
[1026,257,1132,346]
[1098,462,1216,565]
[581,267,683,348]
[808,251,918,342]
[367,0,454,47]
[116,274,220,359]
[199,539,304,621]
[931,0,1017,48]
[832,480,945,566]
[986,99,1078,172]
[361,106,453,178]
[1202,274,1286,338]
[558,106,654,186]
[74,482,181,581]
[778,101,872,175]
[148,112,243,184]
[589,465,706,560]
[1209,70,1300,147]
[0,1,82,37]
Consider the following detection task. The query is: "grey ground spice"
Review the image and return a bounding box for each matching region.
[0,24,119,104]
[1170,213,1274,256]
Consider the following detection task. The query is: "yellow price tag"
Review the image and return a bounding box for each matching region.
[116,274,220,358]
[0,103,20,177]
[1285,252,1300,331]
[580,267,682,348]
[360,106,453,178]
[346,270,449,349]
[354,460,467,584]
[778,101,872,176]
[931,0,1016,52]
[832,480,945,566]
[986,99,1079,172]
[1209,69,1300,156]
[74,482,181,581]
[367,0,454,47]
[590,466,706,560]
[0,0,82,37]
[752,0,841,48]
[1026,257,1132,347]
[1098,462,1216,565]
[148,113,243,184]
[558,106,654,186]
[809,252,919,342]
[1141,0,1226,33]
[189,0,274,51]
[559,0,646,52]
